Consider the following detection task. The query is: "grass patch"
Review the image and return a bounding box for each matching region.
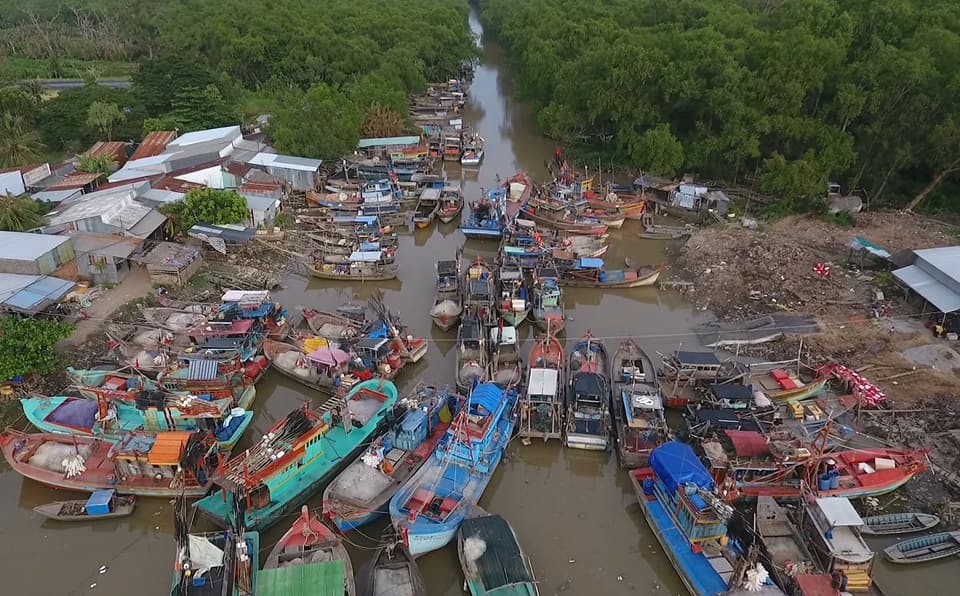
[4,57,137,80]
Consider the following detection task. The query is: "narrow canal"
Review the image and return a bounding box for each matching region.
[0,9,948,596]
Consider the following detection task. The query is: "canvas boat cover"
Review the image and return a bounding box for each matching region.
[306,346,351,366]
[649,441,714,494]
[468,383,503,417]
[256,560,344,596]
[460,515,532,590]
[575,257,604,269]
[724,430,770,458]
[350,250,384,262]
[709,383,754,402]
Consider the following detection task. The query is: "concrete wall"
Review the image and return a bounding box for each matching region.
[76,252,128,285]
[249,200,279,228]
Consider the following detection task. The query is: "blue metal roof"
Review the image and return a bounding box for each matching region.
[0,274,75,313]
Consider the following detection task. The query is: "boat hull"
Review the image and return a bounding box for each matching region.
[460,228,503,239]
[560,268,662,288]
[306,264,398,281]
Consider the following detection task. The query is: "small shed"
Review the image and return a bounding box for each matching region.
[246,153,321,191]
[136,242,203,286]
[0,232,75,275]
[70,232,143,285]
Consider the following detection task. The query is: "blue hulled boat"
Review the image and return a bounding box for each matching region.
[630,442,784,596]
[390,382,518,556]
[460,189,506,239]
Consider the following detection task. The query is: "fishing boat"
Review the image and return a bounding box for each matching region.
[883,530,960,564]
[519,333,564,440]
[67,366,164,400]
[701,430,929,501]
[530,267,565,333]
[186,318,264,363]
[460,190,505,239]
[457,514,539,596]
[495,261,530,326]
[443,133,462,162]
[0,429,219,497]
[559,258,664,288]
[412,188,440,229]
[156,360,263,409]
[390,382,519,556]
[33,489,136,521]
[264,339,373,395]
[460,134,484,166]
[754,496,824,594]
[356,538,426,596]
[367,293,429,364]
[259,506,355,595]
[630,442,784,596]
[748,368,829,404]
[660,350,746,384]
[430,258,462,331]
[172,496,258,596]
[20,394,252,452]
[610,339,668,468]
[323,385,459,532]
[464,256,496,326]
[861,511,941,535]
[194,379,399,531]
[298,306,365,341]
[438,183,464,224]
[565,333,610,450]
[489,325,523,388]
[456,312,490,394]
[518,205,607,235]
[307,250,399,281]
[802,497,878,591]
[218,290,290,340]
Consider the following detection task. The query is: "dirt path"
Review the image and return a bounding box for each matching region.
[68,266,154,345]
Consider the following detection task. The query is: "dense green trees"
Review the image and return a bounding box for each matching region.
[480,0,960,211]
[0,317,74,381]
[160,188,249,236]
[0,0,476,161]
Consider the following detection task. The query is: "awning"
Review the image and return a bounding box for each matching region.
[306,346,351,366]
[724,430,769,458]
[576,257,604,269]
[349,250,383,262]
[187,358,220,381]
[893,264,960,313]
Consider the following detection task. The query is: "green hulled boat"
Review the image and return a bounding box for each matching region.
[194,379,398,532]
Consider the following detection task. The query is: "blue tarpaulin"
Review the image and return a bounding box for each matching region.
[575,258,604,269]
[649,442,714,494]
[468,383,503,417]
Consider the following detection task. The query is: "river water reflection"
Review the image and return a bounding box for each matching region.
[2,10,941,596]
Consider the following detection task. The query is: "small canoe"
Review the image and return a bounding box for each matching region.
[355,540,426,596]
[884,530,960,563]
[34,490,135,521]
[861,512,941,535]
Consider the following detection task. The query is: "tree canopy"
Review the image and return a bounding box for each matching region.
[160,188,249,235]
[479,0,960,212]
[0,317,74,381]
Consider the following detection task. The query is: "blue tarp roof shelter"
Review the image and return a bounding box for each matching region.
[468,383,503,417]
[575,258,604,269]
[649,441,714,494]
[0,274,75,314]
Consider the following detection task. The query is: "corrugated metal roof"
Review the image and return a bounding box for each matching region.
[167,126,241,147]
[127,209,167,238]
[69,233,143,258]
[241,194,280,213]
[128,131,177,161]
[893,263,960,313]
[32,189,82,203]
[0,273,74,313]
[357,135,420,149]
[248,152,322,171]
[188,223,256,243]
[0,231,71,260]
[915,246,960,281]
[187,358,220,381]
[47,172,104,190]
[84,141,129,162]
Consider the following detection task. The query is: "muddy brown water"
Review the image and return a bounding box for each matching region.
[0,11,948,596]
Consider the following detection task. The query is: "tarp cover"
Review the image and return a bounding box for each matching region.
[460,515,532,590]
[709,383,754,401]
[724,430,770,457]
[46,398,98,430]
[675,351,721,366]
[256,560,344,596]
[649,441,714,494]
[468,383,503,417]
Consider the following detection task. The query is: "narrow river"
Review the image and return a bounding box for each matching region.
[0,9,944,596]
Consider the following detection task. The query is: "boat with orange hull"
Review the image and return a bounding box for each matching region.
[520,333,564,440]
[262,506,355,595]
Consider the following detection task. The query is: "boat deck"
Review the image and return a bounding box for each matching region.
[460,515,533,590]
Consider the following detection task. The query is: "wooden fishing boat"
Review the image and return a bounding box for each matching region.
[629,443,784,596]
[412,188,440,229]
[186,317,265,363]
[306,250,399,281]
[263,338,369,395]
[259,506,356,595]
[530,267,565,333]
[430,258,462,331]
[460,133,484,166]
[298,306,364,341]
[195,380,399,531]
[323,385,460,532]
[749,368,829,403]
[438,183,464,224]
[578,206,625,228]
[638,224,693,240]
[884,530,960,563]
[1,429,219,497]
[456,312,490,393]
[356,539,426,596]
[489,325,523,388]
[457,514,540,596]
[610,339,668,468]
[495,261,530,326]
[861,512,941,535]
[754,496,824,594]
[218,290,290,340]
[559,258,664,288]
[565,333,610,450]
[460,189,506,239]
[802,497,877,592]
[33,489,136,521]
[390,383,519,556]
[464,256,496,326]
[519,333,564,440]
[519,205,607,235]
[20,394,252,452]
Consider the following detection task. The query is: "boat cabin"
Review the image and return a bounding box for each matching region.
[354,337,391,366]
[704,383,756,410]
[803,497,876,592]
[305,345,353,377]
[113,431,208,483]
[453,384,503,443]
[520,368,562,440]
[619,388,666,455]
[567,372,609,448]
[188,318,258,342]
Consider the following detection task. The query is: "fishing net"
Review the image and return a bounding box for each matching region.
[28,443,92,472]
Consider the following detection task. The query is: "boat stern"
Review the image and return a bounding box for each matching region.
[565,433,609,451]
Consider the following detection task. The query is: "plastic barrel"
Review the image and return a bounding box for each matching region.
[829,470,841,489]
[819,473,831,491]
[642,478,654,495]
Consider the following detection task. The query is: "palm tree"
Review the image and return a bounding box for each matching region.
[0,113,43,168]
[0,193,44,232]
